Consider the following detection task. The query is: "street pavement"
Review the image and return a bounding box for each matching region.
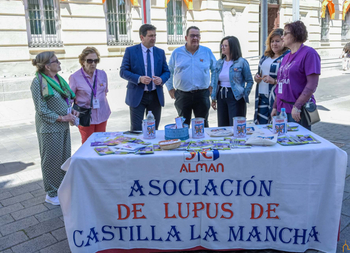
[0,69,349,253]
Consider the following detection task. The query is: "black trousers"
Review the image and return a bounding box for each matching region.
[129,90,161,131]
[217,87,246,127]
[174,89,210,127]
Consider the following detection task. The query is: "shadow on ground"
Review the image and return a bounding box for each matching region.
[0,161,35,176]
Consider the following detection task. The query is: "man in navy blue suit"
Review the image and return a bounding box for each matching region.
[120,24,170,131]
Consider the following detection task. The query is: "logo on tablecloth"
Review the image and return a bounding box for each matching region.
[344,240,350,252]
[181,150,222,173]
[183,150,219,162]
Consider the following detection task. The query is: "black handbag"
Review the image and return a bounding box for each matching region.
[73,103,92,127]
[73,77,95,127]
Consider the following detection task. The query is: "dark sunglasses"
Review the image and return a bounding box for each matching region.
[49,59,59,64]
[86,59,99,64]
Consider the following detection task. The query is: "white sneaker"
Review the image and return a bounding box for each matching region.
[45,194,60,206]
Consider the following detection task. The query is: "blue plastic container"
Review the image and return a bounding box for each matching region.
[164,124,189,140]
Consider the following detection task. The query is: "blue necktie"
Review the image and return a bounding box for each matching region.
[146,49,153,91]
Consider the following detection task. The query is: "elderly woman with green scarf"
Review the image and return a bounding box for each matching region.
[31,51,79,206]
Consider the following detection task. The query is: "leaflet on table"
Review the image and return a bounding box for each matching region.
[113,148,135,155]
[91,132,124,146]
[153,144,162,151]
[188,141,212,151]
[277,134,320,146]
[212,141,231,150]
[136,146,154,154]
[266,124,299,132]
[94,147,135,155]
[94,147,115,156]
[296,134,321,144]
[176,140,191,150]
[187,140,241,151]
[115,142,148,151]
[205,127,255,137]
[91,135,151,147]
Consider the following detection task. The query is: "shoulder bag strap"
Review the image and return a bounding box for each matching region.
[280,99,295,105]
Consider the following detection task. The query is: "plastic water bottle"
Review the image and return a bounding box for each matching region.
[280,108,287,134]
[280,108,287,120]
[143,111,156,139]
[146,111,155,121]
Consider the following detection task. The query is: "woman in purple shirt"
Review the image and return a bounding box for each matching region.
[271,21,321,129]
[69,47,111,143]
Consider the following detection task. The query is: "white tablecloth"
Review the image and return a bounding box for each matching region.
[58,125,347,253]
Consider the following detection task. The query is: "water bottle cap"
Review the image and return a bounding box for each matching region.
[281,108,286,112]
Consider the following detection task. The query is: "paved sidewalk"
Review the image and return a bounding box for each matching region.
[0,70,349,253]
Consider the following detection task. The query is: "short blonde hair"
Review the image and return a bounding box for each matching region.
[32,51,55,73]
[78,47,100,66]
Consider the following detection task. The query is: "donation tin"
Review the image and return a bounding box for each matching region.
[272,116,287,135]
[191,118,205,139]
[233,117,246,138]
[142,119,156,139]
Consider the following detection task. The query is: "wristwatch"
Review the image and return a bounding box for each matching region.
[293,106,302,113]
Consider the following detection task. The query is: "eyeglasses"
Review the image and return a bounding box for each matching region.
[189,34,201,39]
[86,59,99,64]
[283,32,291,36]
[221,44,229,48]
[49,59,59,64]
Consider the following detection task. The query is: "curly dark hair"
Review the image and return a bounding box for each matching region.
[284,20,308,43]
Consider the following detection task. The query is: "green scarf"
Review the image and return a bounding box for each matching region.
[36,72,75,101]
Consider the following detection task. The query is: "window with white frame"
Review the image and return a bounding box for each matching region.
[167,0,186,45]
[321,7,330,42]
[24,0,62,47]
[105,0,132,46]
[342,12,350,41]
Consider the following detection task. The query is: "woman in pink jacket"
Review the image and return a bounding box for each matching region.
[69,47,111,143]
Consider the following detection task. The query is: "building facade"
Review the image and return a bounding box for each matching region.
[0,0,347,101]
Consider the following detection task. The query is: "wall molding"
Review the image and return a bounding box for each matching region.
[61,15,105,19]
[0,44,28,47]
[0,29,26,32]
[62,29,106,32]
[60,1,103,5]
[0,13,25,16]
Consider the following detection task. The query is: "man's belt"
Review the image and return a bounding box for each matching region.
[178,88,208,93]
